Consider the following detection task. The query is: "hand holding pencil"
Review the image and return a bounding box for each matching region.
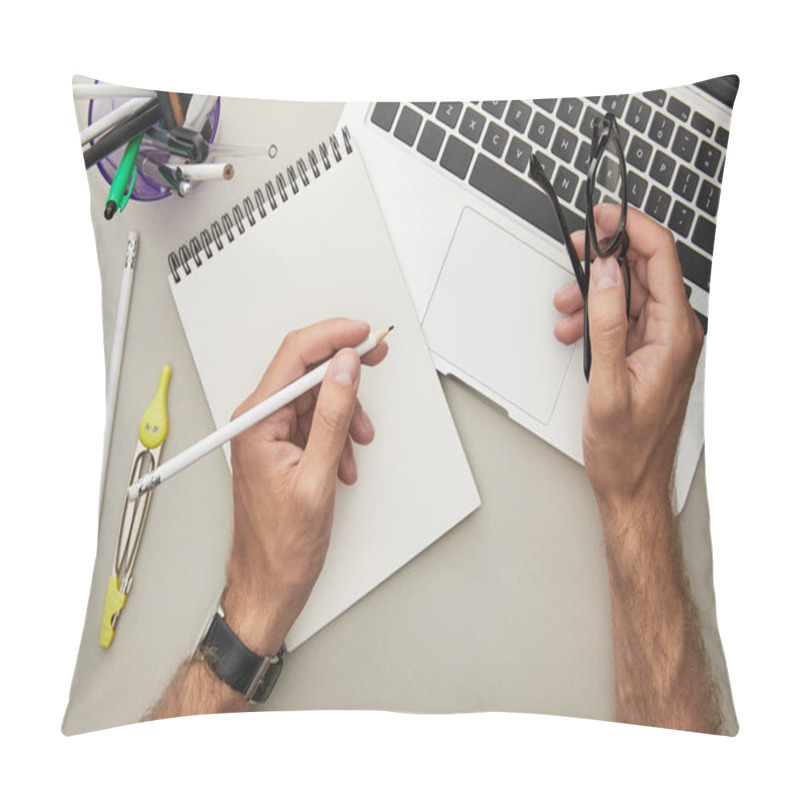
[219,318,389,656]
[129,320,391,499]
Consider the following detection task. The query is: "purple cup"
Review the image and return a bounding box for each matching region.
[87,89,221,202]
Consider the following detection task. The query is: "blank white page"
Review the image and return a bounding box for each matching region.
[171,144,480,650]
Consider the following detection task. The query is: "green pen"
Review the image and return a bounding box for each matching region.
[104,133,144,220]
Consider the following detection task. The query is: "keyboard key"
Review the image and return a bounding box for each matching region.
[673,165,699,202]
[529,112,555,147]
[692,216,716,255]
[598,155,621,193]
[481,101,507,119]
[676,241,711,291]
[469,153,583,241]
[715,127,729,147]
[671,127,698,162]
[554,166,579,203]
[533,98,557,112]
[648,112,675,147]
[417,120,446,161]
[506,101,532,133]
[460,107,486,143]
[626,171,648,208]
[650,151,676,187]
[697,180,720,216]
[626,136,653,172]
[667,96,691,122]
[645,185,671,222]
[719,157,725,182]
[576,180,601,214]
[602,95,628,117]
[625,97,652,132]
[483,122,509,157]
[695,142,722,177]
[371,102,399,132]
[535,151,556,182]
[643,89,667,107]
[575,141,592,174]
[394,106,422,146]
[668,201,695,238]
[580,107,599,139]
[440,135,474,179]
[412,102,435,113]
[691,111,714,138]
[553,127,578,163]
[436,102,464,129]
[505,136,532,173]
[557,97,584,127]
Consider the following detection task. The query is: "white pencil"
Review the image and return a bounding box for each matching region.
[101,232,139,503]
[127,326,393,500]
[177,162,234,181]
[73,83,157,100]
[79,97,154,145]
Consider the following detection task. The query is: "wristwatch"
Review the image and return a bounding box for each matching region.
[198,606,285,703]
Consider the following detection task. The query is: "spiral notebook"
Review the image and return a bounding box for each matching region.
[167,129,480,650]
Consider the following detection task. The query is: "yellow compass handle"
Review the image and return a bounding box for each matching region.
[99,576,127,648]
[138,365,171,449]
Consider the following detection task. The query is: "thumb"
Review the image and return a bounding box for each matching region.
[587,257,629,412]
[301,348,361,486]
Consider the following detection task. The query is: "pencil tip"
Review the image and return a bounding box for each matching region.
[388,325,394,332]
[373,325,395,344]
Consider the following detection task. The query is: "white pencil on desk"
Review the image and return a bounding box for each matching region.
[127,326,393,501]
[100,232,138,504]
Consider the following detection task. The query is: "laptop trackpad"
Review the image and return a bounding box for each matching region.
[423,207,575,425]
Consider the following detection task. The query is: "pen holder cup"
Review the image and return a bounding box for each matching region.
[87,95,221,202]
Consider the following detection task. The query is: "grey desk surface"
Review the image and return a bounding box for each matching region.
[63,93,736,735]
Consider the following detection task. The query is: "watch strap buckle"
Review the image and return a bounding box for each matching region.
[244,650,281,702]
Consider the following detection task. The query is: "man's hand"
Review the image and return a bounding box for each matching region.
[554,207,721,733]
[554,205,704,523]
[223,318,388,656]
[146,319,388,720]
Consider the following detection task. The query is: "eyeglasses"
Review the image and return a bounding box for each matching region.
[529,111,631,380]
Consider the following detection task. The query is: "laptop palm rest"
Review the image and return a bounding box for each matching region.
[422,207,575,426]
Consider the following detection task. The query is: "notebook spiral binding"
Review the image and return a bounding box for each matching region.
[168,127,353,283]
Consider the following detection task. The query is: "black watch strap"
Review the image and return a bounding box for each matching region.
[199,609,285,703]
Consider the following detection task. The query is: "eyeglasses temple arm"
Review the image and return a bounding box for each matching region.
[529,154,587,296]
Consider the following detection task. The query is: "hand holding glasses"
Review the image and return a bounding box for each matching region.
[530,112,631,379]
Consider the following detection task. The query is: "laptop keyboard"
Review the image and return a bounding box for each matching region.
[369,94,730,334]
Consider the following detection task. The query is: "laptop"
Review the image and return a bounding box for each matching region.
[339,77,738,510]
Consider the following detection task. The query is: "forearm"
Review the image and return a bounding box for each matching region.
[145,656,250,720]
[145,581,287,722]
[600,495,722,733]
